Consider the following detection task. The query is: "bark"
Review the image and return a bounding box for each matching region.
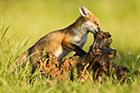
[37,31,129,82]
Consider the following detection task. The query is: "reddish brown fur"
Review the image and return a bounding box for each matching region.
[15,6,101,74]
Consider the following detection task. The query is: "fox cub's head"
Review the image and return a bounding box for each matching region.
[79,6,101,34]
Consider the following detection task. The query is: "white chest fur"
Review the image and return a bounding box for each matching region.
[71,22,89,47]
[72,31,88,47]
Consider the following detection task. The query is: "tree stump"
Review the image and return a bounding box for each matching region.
[38,31,129,82]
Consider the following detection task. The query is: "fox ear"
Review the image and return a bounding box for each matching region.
[79,6,92,17]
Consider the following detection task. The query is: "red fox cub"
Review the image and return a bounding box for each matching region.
[16,6,101,73]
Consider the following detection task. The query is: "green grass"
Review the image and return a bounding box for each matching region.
[0,0,140,93]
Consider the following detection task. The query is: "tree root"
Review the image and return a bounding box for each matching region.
[37,31,129,83]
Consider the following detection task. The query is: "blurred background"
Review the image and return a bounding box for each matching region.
[0,0,140,53]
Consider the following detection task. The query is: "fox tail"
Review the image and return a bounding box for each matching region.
[11,51,28,73]
[15,51,28,65]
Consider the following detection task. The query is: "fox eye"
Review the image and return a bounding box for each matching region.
[94,22,99,26]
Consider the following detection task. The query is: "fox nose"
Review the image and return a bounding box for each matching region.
[93,27,101,35]
[95,26,101,32]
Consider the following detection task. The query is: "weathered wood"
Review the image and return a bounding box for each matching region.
[37,31,129,82]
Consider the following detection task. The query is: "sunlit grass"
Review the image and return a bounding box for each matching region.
[0,0,140,93]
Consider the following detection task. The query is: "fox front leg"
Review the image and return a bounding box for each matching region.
[66,43,86,57]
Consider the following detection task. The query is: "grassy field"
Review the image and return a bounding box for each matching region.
[0,0,140,93]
